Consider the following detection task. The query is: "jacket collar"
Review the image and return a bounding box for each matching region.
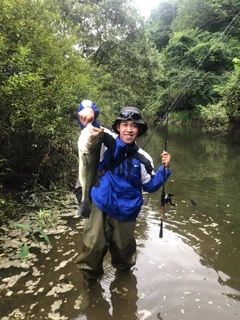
[114,136,137,158]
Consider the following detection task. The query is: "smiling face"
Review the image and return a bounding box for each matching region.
[116,120,140,145]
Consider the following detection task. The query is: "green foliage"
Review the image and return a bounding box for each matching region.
[1,0,240,223]
[65,0,162,113]
[148,1,175,51]
[19,243,29,262]
[199,103,228,127]
[13,223,32,232]
[167,30,198,65]
[97,28,162,113]
[39,230,51,246]
[146,1,240,121]
[224,58,240,123]
[167,110,200,123]
[0,0,97,190]
[173,0,240,33]
[12,209,53,261]
[0,191,25,223]
[186,37,234,73]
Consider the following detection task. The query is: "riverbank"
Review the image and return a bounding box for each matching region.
[2,119,240,227]
[1,122,240,319]
[0,192,81,319]
[0,191,239,320]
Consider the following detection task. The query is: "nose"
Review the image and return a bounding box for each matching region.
[126,124,133,131]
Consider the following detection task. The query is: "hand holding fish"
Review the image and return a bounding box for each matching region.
[161,151,171,170]
[78,107,95,127]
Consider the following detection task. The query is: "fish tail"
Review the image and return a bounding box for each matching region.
[78,201,92,218]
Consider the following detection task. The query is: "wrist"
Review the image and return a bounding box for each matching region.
[81,99,93,109]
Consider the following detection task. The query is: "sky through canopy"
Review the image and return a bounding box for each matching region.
[134,0,162,16]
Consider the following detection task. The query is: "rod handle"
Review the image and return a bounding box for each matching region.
[159,220,163,238]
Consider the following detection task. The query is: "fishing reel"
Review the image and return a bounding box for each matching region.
[164,193,175,206]
[159,191,175,239]
[162,192,175,206]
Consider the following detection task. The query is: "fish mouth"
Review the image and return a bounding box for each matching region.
[91,126,104,133]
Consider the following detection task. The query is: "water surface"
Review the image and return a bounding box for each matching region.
[0,125,240,319]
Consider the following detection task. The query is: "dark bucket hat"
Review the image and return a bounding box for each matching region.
[112,106,148,137]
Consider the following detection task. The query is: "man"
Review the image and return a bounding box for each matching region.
[75,100,171,284]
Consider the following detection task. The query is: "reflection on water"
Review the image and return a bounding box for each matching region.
[134,208,240,320]
[1,125,240,319]
[140,125,240,291]
[75,271,138,320]
[139,125,240,308]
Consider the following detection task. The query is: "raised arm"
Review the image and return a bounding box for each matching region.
[77,100,100,129]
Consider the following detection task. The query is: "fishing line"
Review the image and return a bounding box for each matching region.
[142,11,240,150]
[144,10,240,238]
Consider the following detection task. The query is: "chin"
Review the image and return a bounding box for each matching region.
[123,138,135,144]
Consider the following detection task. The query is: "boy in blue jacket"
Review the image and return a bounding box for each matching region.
[75,100,171,284]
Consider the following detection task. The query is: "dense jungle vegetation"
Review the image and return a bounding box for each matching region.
[0,0,240,222]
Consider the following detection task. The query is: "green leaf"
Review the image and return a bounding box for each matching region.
[19,243,29,262]
[38,219,46,227]
[39,230,51,246]
[13,223,32,232]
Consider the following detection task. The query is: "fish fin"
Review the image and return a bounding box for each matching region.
[82,153,88,167]
[78,201,92,218]
[74,186,82,204]
[93,176,100,188]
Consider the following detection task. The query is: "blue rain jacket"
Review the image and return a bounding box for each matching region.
[78,101,171,222]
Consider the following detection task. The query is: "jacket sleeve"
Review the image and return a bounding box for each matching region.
[142,165,171,193]
[77,100,100,129]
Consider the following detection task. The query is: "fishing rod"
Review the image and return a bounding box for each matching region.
[159,5,175,239]
[142,10,240,238]
[159,106,175,238]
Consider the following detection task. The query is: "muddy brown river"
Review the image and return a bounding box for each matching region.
[0,125,240,319]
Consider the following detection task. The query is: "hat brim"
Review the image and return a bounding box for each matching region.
[112,118,148,137]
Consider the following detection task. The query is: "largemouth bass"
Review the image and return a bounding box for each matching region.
[78,123,104,218]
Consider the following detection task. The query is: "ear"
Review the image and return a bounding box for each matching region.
[138,125,142,135]
[116,122,120,132]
